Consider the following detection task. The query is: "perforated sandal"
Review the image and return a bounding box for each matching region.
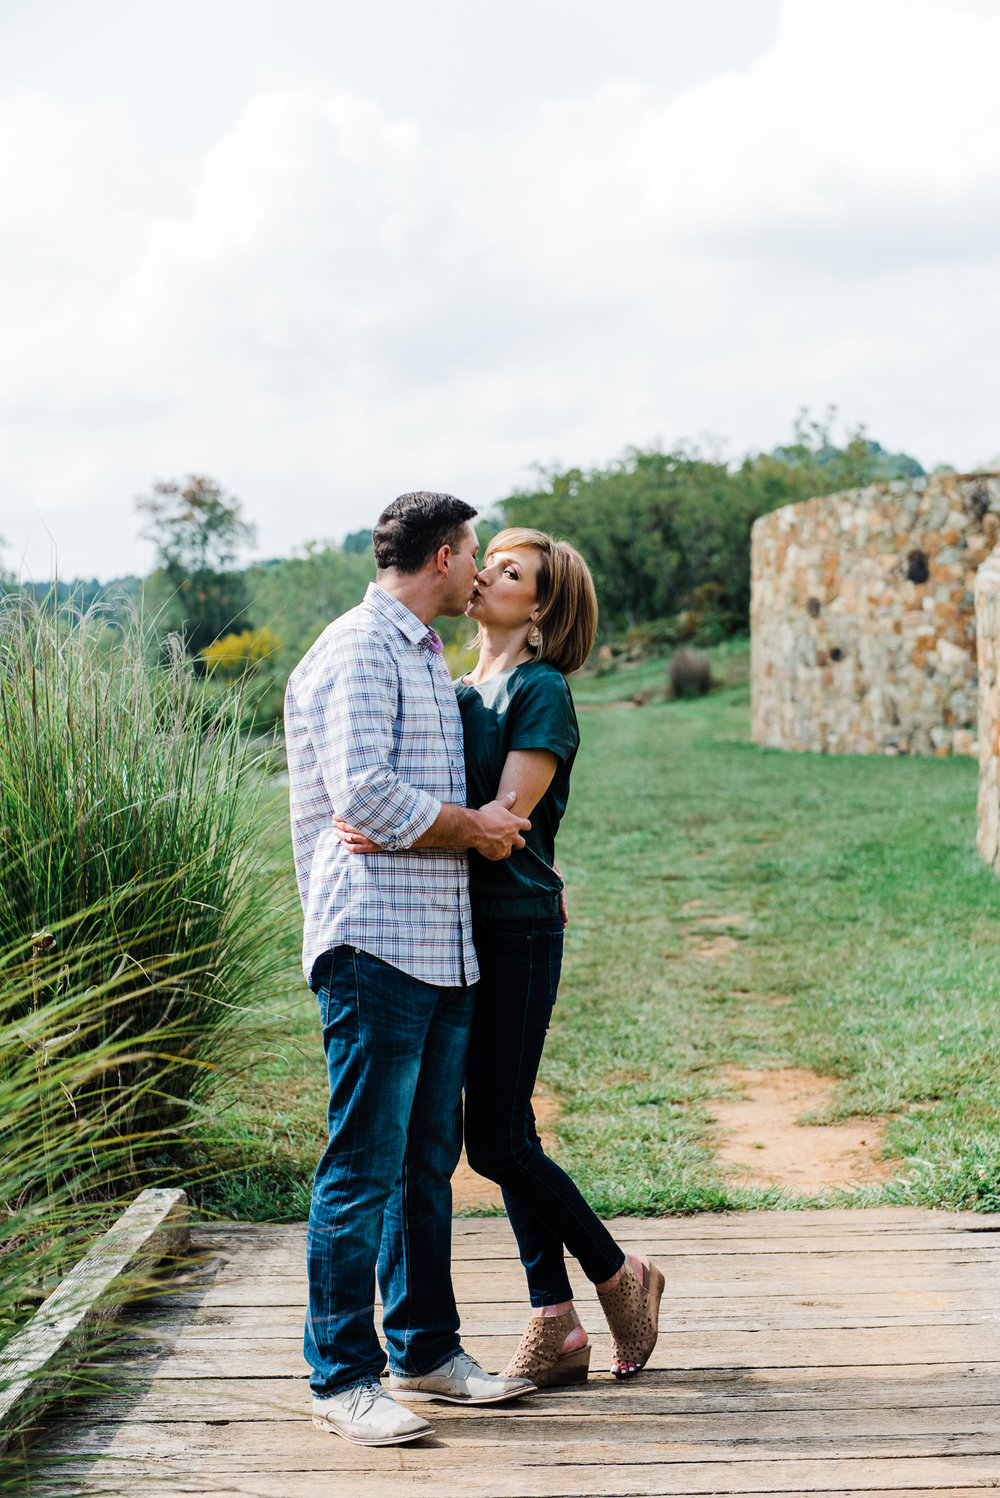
[596,1254,665,1378]
[500,1309,591,1389]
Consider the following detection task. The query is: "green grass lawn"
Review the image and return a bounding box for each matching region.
[188,647,1000,1218]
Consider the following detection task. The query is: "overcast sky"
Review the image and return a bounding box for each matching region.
[3,0,999,582]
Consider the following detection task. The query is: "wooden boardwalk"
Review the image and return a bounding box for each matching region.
[30,1208,1000,1496]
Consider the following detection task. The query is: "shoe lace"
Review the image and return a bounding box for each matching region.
[448,1351,482,1380]
[347,1381,385,1417]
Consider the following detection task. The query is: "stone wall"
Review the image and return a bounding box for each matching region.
[975,549,1000,870]
[751,471,1000,757]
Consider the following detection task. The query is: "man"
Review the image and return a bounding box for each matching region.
[285,491,535,1447]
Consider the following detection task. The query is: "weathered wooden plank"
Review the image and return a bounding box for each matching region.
[132,1273,1000,1313]
[24,1452,1000,1496]
[117,1298,999,1337]
[190,1207,1000,1240]
[175,1257,1000,1301]
[44,1405,1000,1457]
[89,1320,996,1381]
[599,1209,1000,1236]
[55,1364,1000,1422]
[26,1479,996,1498]
[177,1256,999,1306]
[187,1252,999,1278]
[0,1188,190,1454]
[189,1229,1000,1262]
[139,1264,1000,1307]
[186,1225,1000,1268]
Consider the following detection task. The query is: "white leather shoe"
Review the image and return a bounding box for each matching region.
[311,1382,434,1445]
[389,1350,535,1405]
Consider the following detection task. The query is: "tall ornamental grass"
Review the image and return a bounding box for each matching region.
[0,925,200,1348]
[0,597,280,1263]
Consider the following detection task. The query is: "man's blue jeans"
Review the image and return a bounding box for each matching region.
[304,945,475,1396]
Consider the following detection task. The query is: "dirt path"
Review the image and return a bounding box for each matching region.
[711,1065,896,1192]
[682,905,897,1193]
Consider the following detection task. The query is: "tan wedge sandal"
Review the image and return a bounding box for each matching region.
[597,1254,665,1378]
[500,1309,591,1389]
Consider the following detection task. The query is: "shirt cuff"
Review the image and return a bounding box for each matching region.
[371,789,442,851]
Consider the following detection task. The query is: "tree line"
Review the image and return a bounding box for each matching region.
[2,413,931,720]
[499,414,925,640]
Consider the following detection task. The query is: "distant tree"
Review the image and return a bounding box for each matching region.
[136,475,256,573]
[870,446,925,480]
[771,407,924,489]
[136,476,256,659]
[248,542,376,666]
[0,537,13,595]
[342,527,373,555]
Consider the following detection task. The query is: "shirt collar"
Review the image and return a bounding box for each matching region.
[364,582,442,653]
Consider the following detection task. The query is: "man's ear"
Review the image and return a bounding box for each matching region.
[433,543,452,576]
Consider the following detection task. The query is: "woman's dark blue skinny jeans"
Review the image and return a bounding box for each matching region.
[463,914,625,1307]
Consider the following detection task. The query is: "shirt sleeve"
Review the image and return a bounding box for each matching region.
[303,628,441,852]
[507,667,580,764]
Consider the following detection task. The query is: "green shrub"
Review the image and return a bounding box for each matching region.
[669,647,713,699]
[201,625,283,678]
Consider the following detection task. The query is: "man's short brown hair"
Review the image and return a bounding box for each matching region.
[373,492,477,574]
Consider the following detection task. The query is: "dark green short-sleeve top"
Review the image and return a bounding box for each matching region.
[455,660,580,920]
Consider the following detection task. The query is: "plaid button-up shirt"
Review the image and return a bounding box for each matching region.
[285,583,478,989]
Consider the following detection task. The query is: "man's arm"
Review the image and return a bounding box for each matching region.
[415,749,551,857]
[412,791,529,860]
[336,790,529,860]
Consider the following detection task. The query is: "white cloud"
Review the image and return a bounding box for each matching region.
[3,0,1000,579]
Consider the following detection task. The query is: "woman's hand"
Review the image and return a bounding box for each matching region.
[332,816,381,855]
[554,861,569,928]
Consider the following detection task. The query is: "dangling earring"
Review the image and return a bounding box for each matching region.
[527,624,541,649]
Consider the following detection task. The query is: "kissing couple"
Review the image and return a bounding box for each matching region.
[285,489,664,1446]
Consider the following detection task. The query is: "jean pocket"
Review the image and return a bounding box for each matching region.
[314,947,359,1029]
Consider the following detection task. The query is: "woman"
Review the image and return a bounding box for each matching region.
[338,527,663,1387]
[456,528,662,1388]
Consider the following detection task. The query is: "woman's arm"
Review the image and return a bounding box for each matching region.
[495,748,559,817]
[498,749,569,925]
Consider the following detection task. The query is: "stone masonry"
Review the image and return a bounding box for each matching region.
[975,548,1000,871]
[751,471,1000,758]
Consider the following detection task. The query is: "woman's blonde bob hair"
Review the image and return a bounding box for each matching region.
[479,527,598,675]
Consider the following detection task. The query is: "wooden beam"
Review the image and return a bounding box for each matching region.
[0,1187,189,1453]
